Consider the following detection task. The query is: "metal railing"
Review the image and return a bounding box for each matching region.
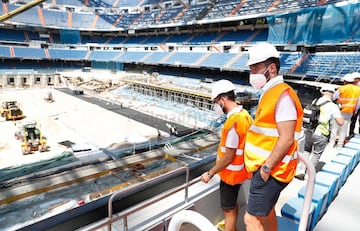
[167,153,315,231]
[81,165,197,231]
[297,151,315,231]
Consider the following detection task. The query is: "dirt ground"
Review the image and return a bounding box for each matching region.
[0,88,161,170]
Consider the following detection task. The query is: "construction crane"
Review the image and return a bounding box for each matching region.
[0,0,47,23]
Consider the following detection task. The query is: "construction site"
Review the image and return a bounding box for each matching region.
[0,69,257,230]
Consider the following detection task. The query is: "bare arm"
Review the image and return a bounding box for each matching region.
[201,148,236,183]
[261,120,296,181]
[335,116,344,126]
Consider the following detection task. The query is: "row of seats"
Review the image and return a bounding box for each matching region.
[4,1,343,30]
[279,136,360,230]
[0,28,267,45]
[1,43,358,81]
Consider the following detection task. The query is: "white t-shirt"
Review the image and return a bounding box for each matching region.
[315,96,342,123]
[225,106,243,149]
[261,75,298,122]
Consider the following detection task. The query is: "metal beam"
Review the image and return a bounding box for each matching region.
[0,0,47,23]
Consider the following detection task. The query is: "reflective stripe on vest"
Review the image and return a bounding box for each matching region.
[217,109,253,185]
[337,84,360,113]
[244,83,303,183]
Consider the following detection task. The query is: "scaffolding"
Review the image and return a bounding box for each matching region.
[122,79,213,110]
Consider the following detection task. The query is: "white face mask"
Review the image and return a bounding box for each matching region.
[213,102,224,115]
[249,67,270,90]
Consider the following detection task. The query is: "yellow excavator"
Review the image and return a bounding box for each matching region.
[15,121,49,155]
[0,100,24,121]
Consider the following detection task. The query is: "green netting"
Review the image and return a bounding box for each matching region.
[0,151,78,183]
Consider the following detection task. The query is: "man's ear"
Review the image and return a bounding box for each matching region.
[268,63,277,76]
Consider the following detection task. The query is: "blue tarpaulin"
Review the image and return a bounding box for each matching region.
[267,1,360,45]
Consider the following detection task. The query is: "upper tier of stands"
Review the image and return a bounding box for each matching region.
[1,42,359,82]
[0,0,345,30]
[0,28,268,45]
[0,1,358,83]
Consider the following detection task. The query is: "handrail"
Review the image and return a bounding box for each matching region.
[167,152,315,231]
[297,152,315,231]
[82,153,315,231]
[107,165,190,231]
[81,165,194,231]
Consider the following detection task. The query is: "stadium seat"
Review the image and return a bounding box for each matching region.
[314,171,340,206]
[321,162,348,186]
[331,155,353,177]
[298,184,329,230]
[277,216,298,231]
[348,137,360,144]
[341,143,360,165]
[280,197,315,231]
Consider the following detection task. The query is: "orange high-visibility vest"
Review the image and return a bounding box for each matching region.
[337,84,360,113]
[217,109,253,185]
[244,83,303,183]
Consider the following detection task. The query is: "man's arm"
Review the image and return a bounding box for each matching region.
[201,148,236,183]
[261,120,296,181]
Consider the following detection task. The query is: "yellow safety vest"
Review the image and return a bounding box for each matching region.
[217,109,253,185]
[337,84,360,113]
[244,83,303,183]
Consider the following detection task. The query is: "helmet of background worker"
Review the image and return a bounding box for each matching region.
[352,72,360,86]
[352,72,360,79]
[246,42,280,66]
[320,85,335,94]
[342,73,354,82]
[211,79,236,100]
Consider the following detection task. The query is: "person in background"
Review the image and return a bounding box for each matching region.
[200,79,253,231]
[295,85,344,180]
[348,72,360,138]
[243,42,303,231]
[332,73,360,148]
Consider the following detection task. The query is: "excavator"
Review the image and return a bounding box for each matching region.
[0,100,24,120]
[15,121,49,155]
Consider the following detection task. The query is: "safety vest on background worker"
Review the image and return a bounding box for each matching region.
[244,83,303,183]
[337,84,360,114]
[217,109,253,185]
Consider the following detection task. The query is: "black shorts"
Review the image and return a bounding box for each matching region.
[220,180,241,210]
[247,170,288,216]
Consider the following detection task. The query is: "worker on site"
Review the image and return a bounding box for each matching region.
[331,72,360,148]
[348,72,360,138]
[243,42,303,231]
[200,79,253,231]
[296,85,344,180]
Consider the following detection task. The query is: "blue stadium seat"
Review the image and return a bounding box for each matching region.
[280,197,315,231]
[331,155,353,178]
[337,147,359,172]
[276,216,298,231]
[342,143,360,165]
[322,162,348,186]
[314,171,340,206]
[298,184,329,230]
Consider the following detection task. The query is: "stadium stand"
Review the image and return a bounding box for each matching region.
[0,1,359,82]
[1,1,360,230]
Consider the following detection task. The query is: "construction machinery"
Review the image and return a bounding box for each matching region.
[15,121,49,155]
[44,91,55,103]
[0,100,24,120]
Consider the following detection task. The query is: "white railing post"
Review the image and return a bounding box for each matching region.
[297,152,315,231]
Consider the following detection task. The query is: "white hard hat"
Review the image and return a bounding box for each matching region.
[343,73,354,82]
[352,72,360,79]
[211,79,236,100]
[320,85,335,94]
[246,42,280,66]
